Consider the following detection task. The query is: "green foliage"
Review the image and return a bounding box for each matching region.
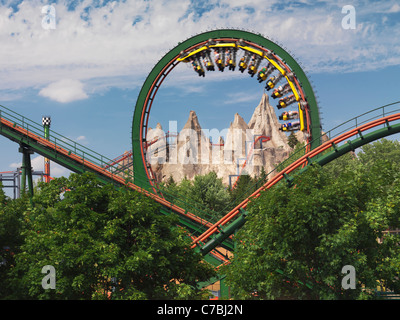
[165,175,177,188]
[183,172,231,213]
[358,139,400,166]
[288,132,300,149]
[357,139,400,197]
[0,182,7,205]
[162,171,231,221]
[162,170,270,221]
[0,195,28,298]
[224,139,400,300]
[274,140,307,173]
[228,175,256,209]
[3,138,399,300]
[1,173,215,300]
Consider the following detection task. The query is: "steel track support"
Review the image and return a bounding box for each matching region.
[220,277,230,299]
[19,144,34,198]
[199,209,247,256]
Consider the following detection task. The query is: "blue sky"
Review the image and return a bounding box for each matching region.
[1,0,400,196]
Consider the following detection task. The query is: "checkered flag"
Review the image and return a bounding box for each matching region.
[42,116,51,127]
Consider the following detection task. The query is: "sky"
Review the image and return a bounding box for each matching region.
[0,0,400,197]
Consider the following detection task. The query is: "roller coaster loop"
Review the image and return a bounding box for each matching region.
[1,29,400,292]
[132,29,321,195]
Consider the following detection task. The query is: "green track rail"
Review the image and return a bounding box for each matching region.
[1,23,400,291]
[0,104,233,267]
[132,29,321,192]
[200,120,400,256]
[2,103,399,259]
[2,101,400,295]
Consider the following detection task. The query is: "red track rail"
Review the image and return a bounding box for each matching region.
[103,151,132,169]
[231,135,270,189]
[103,133,178,170]
[139,38,313,197]
[191,113,400,247]
[1,115,229,265]
[0,116,215,231]
[4,111,399,264]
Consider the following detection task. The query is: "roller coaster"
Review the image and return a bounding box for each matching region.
[230,134,271,189]
[1,29,400,298]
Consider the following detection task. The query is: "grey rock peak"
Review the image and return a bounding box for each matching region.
[143,93,293,185]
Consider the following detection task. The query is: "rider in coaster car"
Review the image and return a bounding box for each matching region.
[279,121,300,131]
[225,49,235,71]
[191,60,205,77]
[266,76,278,91]
[203,57,214,71]
[271,85,284,98]
[239,57,247,73]
[228,58,235,71]
[248,55,257,77]
[277,94,296,109]
[277,99,286,109]
[257,67,268,83]
[279,110,299,120]
[215,52,224,72]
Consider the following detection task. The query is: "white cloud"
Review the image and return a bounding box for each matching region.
[76,135,86,141]
[38,79,88,103]
[0,0,399,96]
[388,3,400,13]
[9,155,71,178]
[0,91,23,101]
[75,135,88,145]
[9,162,21,169]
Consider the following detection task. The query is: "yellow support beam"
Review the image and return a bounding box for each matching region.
[177,42,306,131]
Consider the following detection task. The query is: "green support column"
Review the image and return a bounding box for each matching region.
[220,276,230,299]
[25,152,34,197]
[20,161,26,197]
[19,145,34,198]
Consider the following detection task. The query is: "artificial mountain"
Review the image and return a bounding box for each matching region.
[146,93,299,186]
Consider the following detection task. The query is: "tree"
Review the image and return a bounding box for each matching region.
[228,174,256,210]
[358,139,400,167]
[288,132,299,149]
[188,172,230,213]
[164,172,231,220]
[259,166,267,181]
[0,182,6,205]
[357,139,400,197]
[223,141,400,300]
[6,173,215,300]
[0,195,28,298]
[275,140,307,173]
[165,175,177,189]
